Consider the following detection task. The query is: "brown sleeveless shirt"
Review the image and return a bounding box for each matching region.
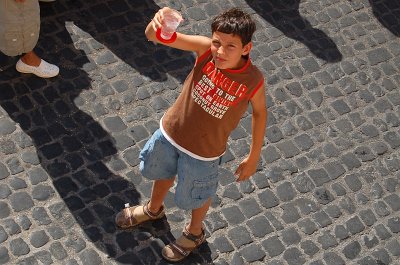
[161,49,264,158]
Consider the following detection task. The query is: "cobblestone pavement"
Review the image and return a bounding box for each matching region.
[0,0,399,264]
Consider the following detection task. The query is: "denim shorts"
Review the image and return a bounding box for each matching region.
[139,129,220,210]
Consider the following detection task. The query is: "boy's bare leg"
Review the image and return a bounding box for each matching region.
[147,177,175,213]
[187,198,211,235]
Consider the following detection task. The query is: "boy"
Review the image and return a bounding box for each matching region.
[115,7,267,262]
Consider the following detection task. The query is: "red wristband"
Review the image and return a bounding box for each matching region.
[156,28,177,44]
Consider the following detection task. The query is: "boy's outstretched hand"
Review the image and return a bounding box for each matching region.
[234,156,258,182]
[150,7,173,32]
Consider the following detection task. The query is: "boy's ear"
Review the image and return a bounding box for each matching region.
[242,42,253,56]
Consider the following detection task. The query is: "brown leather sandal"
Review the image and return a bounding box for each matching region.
[162,226,206,262]
[115,201,165,229]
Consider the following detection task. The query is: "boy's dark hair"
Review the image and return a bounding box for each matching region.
[211,8,256,46]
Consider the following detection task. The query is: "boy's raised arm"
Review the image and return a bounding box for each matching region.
[145,7,211,57]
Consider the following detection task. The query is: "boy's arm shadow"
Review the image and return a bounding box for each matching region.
[246,0,343,63]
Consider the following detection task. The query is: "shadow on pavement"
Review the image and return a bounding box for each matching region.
[39,0,194,83]
[0,0,212,264]
[246,0,343,62]
[369,0,400,36]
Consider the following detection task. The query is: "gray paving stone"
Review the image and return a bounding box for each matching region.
[323,252,345,265]
[221,206,245,225]
[341,152,362,170]
[298,218,318,235]
[262,236,285,257]
[387,217,400,233]
[308,111,326,126]
[6,157,24,175]
[9,192,34,212]
[314,188,335,205]
[0,226,7,244]
[283,247,305,265]
[0,163,9,180]
[374,201,391,217]
[261,145,281,164]
[103,116,127,132]
[9,238,30,256]
[318,231,338,249]
[222,183,242,200]
[301,57,320,73]
[30,230,50,248]
[281,203,301,224]
[239,243,266,263]
[34,250,53,265]
[293,172,315,193]
[79,248,102,265]
[296,198,319,215]
[0,118,16,135]
[64,236,86,253]
[213,236,234,253]
[372,248,392,265]
[258,189,279,209]
[0,201,10,219]
[335,224,350,241]
[367,47,393,65]
[346,216,365,235]
[386,239,400,257]
[0,246,10,264]
[227,226,253,248]
[281,227,301,245]
[359,209,377,227]
[16,215,31,231]
[364,234,379,249]
[308,168,330,187]
[313,210,333,228]
[384,194,400,211]
[266,125,284,143]
[246,215,274,238]
[238,198,261,218]
[357,256,379,265]
[276,182,296,202]
[32,207,52,226]
[301,240,319,257]
[27,168,48,185]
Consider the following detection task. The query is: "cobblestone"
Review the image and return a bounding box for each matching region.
[0,0,399,264]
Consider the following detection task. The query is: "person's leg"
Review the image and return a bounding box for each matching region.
[162,154,219,262]
[147,177,176,213]
[20,51,41,67]
[161,198,210,262]
[115,129,178,228]
[187,198,211,235]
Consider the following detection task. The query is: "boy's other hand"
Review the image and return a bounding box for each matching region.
[235,156,258,182]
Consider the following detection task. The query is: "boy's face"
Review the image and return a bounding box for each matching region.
[210,31,252,70]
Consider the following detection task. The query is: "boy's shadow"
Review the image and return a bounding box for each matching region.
[0,0,212,264]
[369,0,400,36]
[246,0,343,62]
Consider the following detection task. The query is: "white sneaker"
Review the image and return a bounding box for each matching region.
[16,59,59,78]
